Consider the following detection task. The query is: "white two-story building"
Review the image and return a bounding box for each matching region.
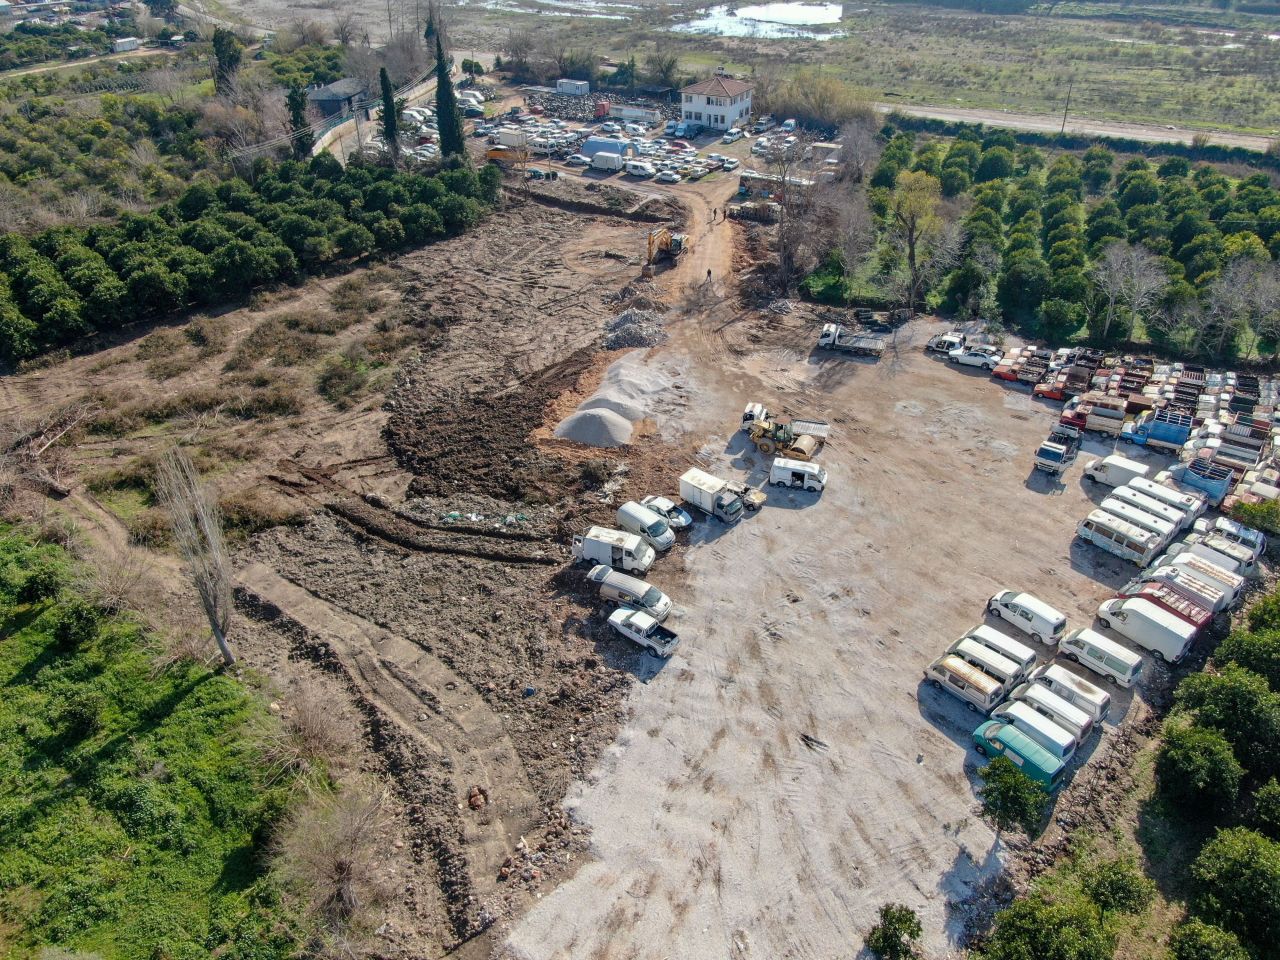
[679,75,753,133]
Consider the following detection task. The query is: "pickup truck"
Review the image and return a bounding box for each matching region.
[925,331,966,354]
[1034,424,1081,476]
[817,323,886,357]
[608,608,679,657]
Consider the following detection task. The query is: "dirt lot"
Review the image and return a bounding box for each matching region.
[0,171,1183,958]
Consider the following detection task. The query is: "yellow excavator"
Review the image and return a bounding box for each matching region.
[642,228,689,277]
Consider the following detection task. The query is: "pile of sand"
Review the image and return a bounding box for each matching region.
[553,408,634,447]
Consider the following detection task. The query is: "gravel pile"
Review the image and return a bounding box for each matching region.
[768,299,795,315]
[604,308,667,349]
[554,408,634,447]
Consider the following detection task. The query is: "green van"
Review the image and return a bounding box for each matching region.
[972,720,1066,790]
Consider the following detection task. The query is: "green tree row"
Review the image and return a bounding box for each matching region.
[0,21,130,73]
[0,154,501,362]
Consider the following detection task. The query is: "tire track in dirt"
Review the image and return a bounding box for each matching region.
[237,562,543,942]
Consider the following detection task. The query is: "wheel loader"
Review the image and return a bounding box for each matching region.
[747,418,829,460]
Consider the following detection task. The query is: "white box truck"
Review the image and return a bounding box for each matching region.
[590,152,625,172]
[679,468,744,524]
[1096,597,1196,663]
[570,526,655,574]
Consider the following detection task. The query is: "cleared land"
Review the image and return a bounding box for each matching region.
[2,172,1184,957]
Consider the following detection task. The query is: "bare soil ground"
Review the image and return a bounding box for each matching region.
[1,173,1185,959]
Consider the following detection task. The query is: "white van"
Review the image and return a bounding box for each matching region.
[991,700,1077,761]
[986,590,1067,645]
[1060,627,1144,688]
[1193,516,1265,558]
[585,564,672,621]
[1167,536,1255,578]
[1096,597,1196,663]
[1011,681,1094,745]
[923,654,1005,713]
[1084,454,1150,488]
[1098,498,1177,546]
[1109,485,1193,531]
[964,624,1037,681]
[1077,510,1163,566]
[1128,477,1207,520]
[1158,554,1244,604]
[949,636,1022,688]
[624,160,656,177]
[1028,662,1111,723]
[615,501,676,551]
[570,526,655,574]
[769,457,827,492]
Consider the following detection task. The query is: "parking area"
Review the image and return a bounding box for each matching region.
[504,319,1172,958]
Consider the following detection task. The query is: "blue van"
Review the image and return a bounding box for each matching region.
[972,720,1066,790]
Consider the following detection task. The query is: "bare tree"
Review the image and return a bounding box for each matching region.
[836,186,874,289]
[766,132,833,292]
[143,66,187,105]
[331,9,357,46]
[1089,241,1166,343]
[837,115,881,185]
[154,447,235,667]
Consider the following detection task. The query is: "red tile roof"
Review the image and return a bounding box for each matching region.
[681,77,753,97]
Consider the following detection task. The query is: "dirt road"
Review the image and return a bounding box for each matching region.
[880,101,1276,152]
[1,46,174,79]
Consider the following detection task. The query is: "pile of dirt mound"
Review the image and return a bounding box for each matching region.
[604,308,666,350]
[553,408,633,447]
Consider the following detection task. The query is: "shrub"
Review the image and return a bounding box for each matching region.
[579,458,613,487]
[53,688,104,740]
[19,561,63,603]
[1254,778,1280,841]
[315,346,375,408]
[978,756,1048,836]
[1232,499,1280,537]
[1175,665,1280,777]
[1156,721,1243,816]
[219,487,305,535]
[866,902,922,959]
[52,598,101,650]
[1217,629,1280,691]
[125,507,171,548]
[1170,919,1249,960]
[981,893,1113,960]
[1080,858,1155,915]
[1190,828,1280,955]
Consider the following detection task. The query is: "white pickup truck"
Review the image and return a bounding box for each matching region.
[608,608,679,657]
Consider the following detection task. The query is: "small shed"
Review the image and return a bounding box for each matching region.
[112,36,139,53]
[307,78,369,118]
[556,78,590,96]
[578,137,637,159]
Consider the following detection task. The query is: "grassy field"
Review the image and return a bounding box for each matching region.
[0,530,306,958]
[453,0,1280,135]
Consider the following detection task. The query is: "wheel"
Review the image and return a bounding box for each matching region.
[990,605,1002,620]
[1098,617,1112,630]
[805,485,817,493]
[931,679,944,691]
[773,479,786,487]
[974,743,988,757]
[1106,673,1119,686]
[1157,650,1172,664]
[758,440,776,455]
[1031,632,1044,645]
[1085,474,1097,483]
[965,700,977,713]
[949,356,959,364]
[1066,652,1080,663]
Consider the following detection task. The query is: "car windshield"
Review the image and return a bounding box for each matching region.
[641,587,663,606]
[645,520,669,537]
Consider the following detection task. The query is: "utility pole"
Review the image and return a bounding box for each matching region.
[1060,79,1073,135]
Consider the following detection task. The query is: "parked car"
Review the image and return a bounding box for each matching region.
[722,128,744,143]
[565,154,591,166]
[608,608,679,657]
[599,122,621,133]
[948,344,1002,369]
[722,157,740,170]
[664,120,678,135]
[780,118,798,132]
[655,170,681,183]
[640,495,693,530]
[586,564,672,621]
[988,590,1067,645]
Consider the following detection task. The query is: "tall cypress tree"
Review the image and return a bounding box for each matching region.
[435,36,464,158]
[286,85,313,160]
[211,28,242,96]
[379,67,398,168]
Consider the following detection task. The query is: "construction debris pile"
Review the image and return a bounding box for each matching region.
[555,350,687,448]
[604,308,667,350]
[523,91,679,124]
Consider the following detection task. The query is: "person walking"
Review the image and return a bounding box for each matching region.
[706,268,712,284]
